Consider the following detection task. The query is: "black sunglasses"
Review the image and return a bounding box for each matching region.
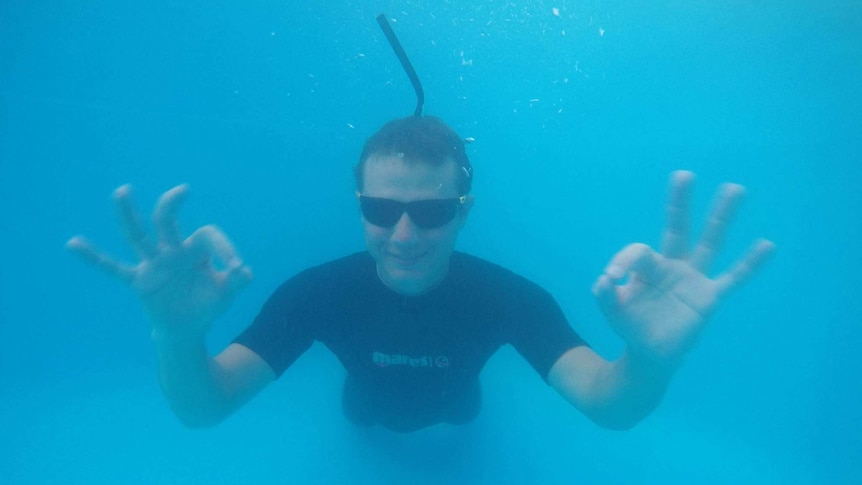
[357,193,467,229]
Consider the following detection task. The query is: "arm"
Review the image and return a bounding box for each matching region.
[156,341,274,428]
[550,171,774,429]
[68,184,267,427]
[548,345,672,430]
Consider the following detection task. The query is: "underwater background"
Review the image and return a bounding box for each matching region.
[1,1,860,483]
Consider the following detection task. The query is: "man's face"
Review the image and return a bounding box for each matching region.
[360,154,473,295]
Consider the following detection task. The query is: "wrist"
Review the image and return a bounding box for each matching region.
[623,346,679,379]
[147,311,213,347]
[151,325,206,348]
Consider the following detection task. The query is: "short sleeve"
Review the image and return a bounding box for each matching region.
[232,274,318,378]
[505,280,588,381]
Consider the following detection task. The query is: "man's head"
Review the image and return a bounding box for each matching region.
[355,116,474,295]
[354,116,473,194]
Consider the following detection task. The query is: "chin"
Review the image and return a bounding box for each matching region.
[385,264,427,282]
[382,263,435,293]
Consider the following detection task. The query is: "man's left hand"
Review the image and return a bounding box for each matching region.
[592,171,775,368]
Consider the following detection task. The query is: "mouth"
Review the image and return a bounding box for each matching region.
[388,251,426,266]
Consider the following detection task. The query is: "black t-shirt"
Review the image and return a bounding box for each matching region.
[234,251,586,431]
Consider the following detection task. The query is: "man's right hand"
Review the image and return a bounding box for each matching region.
[67,184,253,342]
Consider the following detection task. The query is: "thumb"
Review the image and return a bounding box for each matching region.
[221,264,253,300]
[592,273,620,320]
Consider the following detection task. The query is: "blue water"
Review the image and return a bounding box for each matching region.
[1,1,860,483]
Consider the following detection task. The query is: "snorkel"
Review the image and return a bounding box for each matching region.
[372,13,473,192]
[376,14,424,117]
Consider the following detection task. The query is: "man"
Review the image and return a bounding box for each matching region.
[67,115,774,433]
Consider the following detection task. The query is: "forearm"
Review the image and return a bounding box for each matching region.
[155,335,237,428]
[588,349,675,429]
[549,346,675,430]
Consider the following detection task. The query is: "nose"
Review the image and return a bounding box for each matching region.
[390,211,420,242]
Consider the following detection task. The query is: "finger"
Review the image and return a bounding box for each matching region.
[185,225,245,271]
[690,183,745,273]
[603,242,661,286]
[592,273,621,320]
[66,236,136,283]
[715,238,776,296]
[113,185,157,259]
[186,226,254,298]
[662,170,694,259]
[221,264,254,300]
[153,184,189,248]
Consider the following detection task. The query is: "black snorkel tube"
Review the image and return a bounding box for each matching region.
[374,13,474,189]
[376,13,424,117]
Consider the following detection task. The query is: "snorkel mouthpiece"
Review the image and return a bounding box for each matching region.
[376,13,425,117]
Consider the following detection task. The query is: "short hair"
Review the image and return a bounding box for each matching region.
[354,116,473,194]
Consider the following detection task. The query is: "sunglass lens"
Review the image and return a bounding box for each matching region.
[360,197,403,227]
[409,199,459,228]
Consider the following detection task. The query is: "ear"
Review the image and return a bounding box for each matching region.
[456,195,475,227]
[355,191,365,221]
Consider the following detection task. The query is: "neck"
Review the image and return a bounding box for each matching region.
[376,263,449,296]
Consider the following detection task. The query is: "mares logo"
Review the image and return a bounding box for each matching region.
[373,352,450,369]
